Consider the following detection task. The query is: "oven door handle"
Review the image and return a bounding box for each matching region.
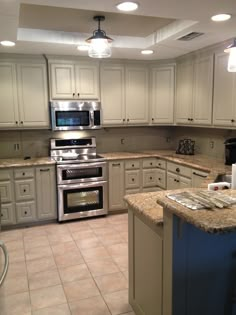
[57,162,107,170]
[58,180,107,190]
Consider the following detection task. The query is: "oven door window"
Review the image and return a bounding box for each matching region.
[56,111,90,127]
[62,167,102,181]
[64,187,103,213]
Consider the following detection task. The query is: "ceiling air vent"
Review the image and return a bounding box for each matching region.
[177,32,204,41]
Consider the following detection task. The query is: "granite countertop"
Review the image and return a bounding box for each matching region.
[0,157,56,168]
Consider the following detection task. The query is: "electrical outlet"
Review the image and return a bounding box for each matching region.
[209,141,214,149]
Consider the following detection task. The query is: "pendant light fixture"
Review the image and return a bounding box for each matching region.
[224,39,236,72]
[86,16,113,58]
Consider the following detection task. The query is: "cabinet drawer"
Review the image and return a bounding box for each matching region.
[142,158,156,169]
[0,181,13,203]
[125,160,140,170]
[125,170,140,189]
[1,203,16,225]
[142,169,157,188]
[156,169,166,189]
[0,169,12,181]
[156,159,166,170]
[167,162,191,178]
[14,168,34,179]
[16,201,36,223]
[15,179,35,201]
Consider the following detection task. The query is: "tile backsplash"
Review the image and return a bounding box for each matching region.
[0,126,235,160]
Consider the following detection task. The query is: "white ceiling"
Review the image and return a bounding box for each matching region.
[0,0,236,60]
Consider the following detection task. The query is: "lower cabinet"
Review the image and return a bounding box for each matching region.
[36,166,57,220]
[108,161,125,211]
[128,209,163,315]
[0,165,56,226]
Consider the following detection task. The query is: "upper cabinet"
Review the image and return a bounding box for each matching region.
[0,60,49,129]
[150,65,175,124]
[49,61,99,100]
[175,55,213,126]
[213,52,236,127]
[100,63,149,126]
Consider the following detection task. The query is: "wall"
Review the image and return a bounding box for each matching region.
[0,126,173,158]
[171,127,236,160]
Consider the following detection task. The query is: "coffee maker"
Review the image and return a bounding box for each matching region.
[225,138,236,165]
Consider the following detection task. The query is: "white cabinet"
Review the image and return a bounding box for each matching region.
[16,201,36,223]
[100,63,149,126]
[49,62,99,100]
[125,65,149,124]
[151,66,174,124]
[166,162,192,190]
[176,55,213,126]
[0,169,16,225]
[100,64,125,125]
[17,63,49,128]
[108,161,125,211]
[36,166,57,220]
[0,61,49,129]
[213,52,236,127]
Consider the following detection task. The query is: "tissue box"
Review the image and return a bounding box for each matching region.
[208,182,231,191]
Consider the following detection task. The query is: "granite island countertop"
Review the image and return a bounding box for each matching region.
[0,157,56,168]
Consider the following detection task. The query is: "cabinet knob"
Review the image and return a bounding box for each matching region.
[150,177,153,180]
[158,178,161,181]
[158,163,161,166]
[20,121,23,124]
[24,211,27,215]
[132,164,134,167]
[77,93,80,97]
[1,213,3,217]
[188,118,191,121]
[174,179,176,182]
[127,118,130,122]
[176,168,180,173]
[150,163,153,166]
[23,189,26,192]
[177,180,180,183]
[152,118,154,121]
[73,93,75,97]
[22,172,25,176]
[231,119,235,123]
[132,178,134,182]
[191,118,194,121]
[15,121,18,124]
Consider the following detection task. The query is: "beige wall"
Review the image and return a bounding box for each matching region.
[0,127,173,158]
[0,126,235,160]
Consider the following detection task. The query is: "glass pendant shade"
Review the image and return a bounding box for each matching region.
[224,39,236,72]
[88,38,111,58]
[86,16,113,59]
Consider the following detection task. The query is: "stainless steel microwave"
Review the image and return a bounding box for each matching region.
[50,101,102,131]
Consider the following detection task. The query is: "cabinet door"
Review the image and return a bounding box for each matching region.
[175,60,193,124]
[125,170,140,189]
[36,166,57,220]
[100,64,125,125]
[75,64,99,99]
[0,63,19,128]
[15,179,35,201]
[17,63,49,128]
[50,63,75,99]
[213,52,236,127]
[151,66,174,124]
[125,66,149,124]
[156,169,166,189]
[179,176,192,188]
[142,169,157,188]
[16,201,36,223]
[108,161,125,211]
[1,203,16,225]
[0,181,13,203]
[192,55,213,125]
[192,170,208,188]
[166,172,179,190]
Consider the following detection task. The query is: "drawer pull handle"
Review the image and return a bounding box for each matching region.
[40,169,50,172]
[112,163,120,166]
[176,168,180,173]
[193,171,207,178]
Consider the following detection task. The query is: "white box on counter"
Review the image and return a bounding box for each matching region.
[208,182,231,191]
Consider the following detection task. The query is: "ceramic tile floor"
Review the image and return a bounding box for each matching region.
[0,213,136,315]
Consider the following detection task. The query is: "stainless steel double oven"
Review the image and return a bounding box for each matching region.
[50,137,108,222]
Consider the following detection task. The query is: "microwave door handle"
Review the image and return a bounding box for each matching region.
[90,111,94,127]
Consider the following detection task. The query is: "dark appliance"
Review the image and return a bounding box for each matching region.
[225,138,236,165]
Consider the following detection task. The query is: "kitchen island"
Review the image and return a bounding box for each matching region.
[125,188,236,315]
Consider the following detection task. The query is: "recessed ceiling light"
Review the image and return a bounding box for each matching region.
[141,50,154,55]
[0,40,15,47]
[77,45,89,51]
[211,14,231,22]
[116,1,139,12]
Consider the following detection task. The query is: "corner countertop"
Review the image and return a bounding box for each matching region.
[0,157,56,168]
